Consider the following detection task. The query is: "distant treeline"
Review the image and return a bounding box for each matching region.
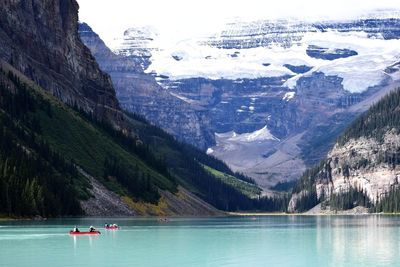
[338,88,400,145]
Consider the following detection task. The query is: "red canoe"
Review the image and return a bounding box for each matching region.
[69,231,101,235]
[105,226,119,230]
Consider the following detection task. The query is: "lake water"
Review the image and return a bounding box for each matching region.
[1,216,400,267]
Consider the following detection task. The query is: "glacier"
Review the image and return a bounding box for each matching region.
[215,125,279,144]
[141,30,400,93]
[110,16,400,93]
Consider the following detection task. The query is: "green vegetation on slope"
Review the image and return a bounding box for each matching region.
[0,61,292,215]
[0,70,85,217]
[201,164,261,198]
[36,103,178,203]
[0,64,180,217]
[124,113,290,212]
[0,62,282,215]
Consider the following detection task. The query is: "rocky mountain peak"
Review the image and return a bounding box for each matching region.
[0,0,121,122]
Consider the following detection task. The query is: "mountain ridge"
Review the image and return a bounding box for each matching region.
[79,23,214,150]
[0,0,121,123]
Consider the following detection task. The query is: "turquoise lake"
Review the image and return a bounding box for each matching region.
[1,216,400,267]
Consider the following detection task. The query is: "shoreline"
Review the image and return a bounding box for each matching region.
[229,212,400,216]
[0,217,18,221]
[2,213,400,220]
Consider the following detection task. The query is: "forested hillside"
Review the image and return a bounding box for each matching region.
[338,89,400,145]
[0,61,290,217]
[0,0,293,217]
[0,69,85,216]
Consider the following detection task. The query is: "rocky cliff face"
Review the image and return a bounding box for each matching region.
[288,132,400,212]
[0,0,121,121]
[204,18,400,49]
[318,133,400,202]
[288,89,400,212]
[79,23,214,149]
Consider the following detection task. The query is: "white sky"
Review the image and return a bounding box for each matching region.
[77,0,400,48]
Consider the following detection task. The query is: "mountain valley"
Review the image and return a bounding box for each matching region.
[80,15,400,190]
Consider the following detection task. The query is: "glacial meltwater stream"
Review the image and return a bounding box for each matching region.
[1,216,400,266]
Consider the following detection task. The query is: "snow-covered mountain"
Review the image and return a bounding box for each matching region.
[115,17,400,92]
[81,13,400,190]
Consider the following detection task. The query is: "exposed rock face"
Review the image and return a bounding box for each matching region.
[79,169,137,216]
[288,130,400,212]
[0,0,121,121]
[287,192,303,213]
[80,169,221,216]
[79,23,214,149]
[129,186,223,216]
[317,132,400,203]
[205,18,400,50]
[303,203,369,215]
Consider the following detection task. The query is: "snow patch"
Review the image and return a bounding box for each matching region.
[206,148,214,154]
[283,92,296,101]
[169,92,195,104]
[216,125,279,143]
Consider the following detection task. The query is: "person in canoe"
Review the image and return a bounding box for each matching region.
[72,226,80,233]
[158,218,169,223]
[89,226,96,232]
[105,224,118,229]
